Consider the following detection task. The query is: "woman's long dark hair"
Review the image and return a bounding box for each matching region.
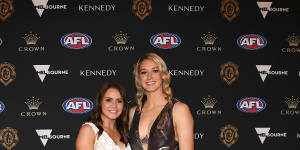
[87,82,129,145]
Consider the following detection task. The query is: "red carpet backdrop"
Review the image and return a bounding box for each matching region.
[0,0,299,149]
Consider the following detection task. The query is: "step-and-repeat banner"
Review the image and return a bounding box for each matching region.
[0,0,299,149]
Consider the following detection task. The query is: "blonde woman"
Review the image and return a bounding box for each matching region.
[128,53,194,150]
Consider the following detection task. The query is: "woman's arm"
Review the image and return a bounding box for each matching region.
[173,102,194,150]
[76,124,95,150]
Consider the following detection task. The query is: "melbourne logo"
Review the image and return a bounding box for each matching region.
[108,31,135,52]
[281,33,300,53]
[219,124,238,147]
[36,129,70,147]
[0,127,19,150]
[0,0,14,21]
[280,96,299,116]
[0,101,5,113]
[220,0,239,22]
[132,0,152,20]
[257,2,289,19]
[61,33,92,49]
[18,31,45,52]
[237,34,267,50]
[31,0,67,17]
[256,65,288,82]
[150,33,181,49]
[33,65,69,83]
[197,32,222,52]
[236,97,266,113]
[21,96,47,117]
[255,127,287,144]
[0,62,16,86]
[220,61,239,85]
[62,97,93,114]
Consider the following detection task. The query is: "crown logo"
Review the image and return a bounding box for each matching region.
[201,95,217,109]
[201,32,218,45]
[285,96,299,109]
[22,31,40,45]
[24,96,42,110]
[112,31,130,45]
[286,33,300,47]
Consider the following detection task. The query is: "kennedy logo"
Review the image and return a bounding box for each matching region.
[281,33,300,53]
[0,0,14,21]
[256,65,288,82]
[80,69,117,77]
[78,5,115,12]
[255,127,287,144]
[168,5,204,12]
[36,129,70,147]
[33,65,68,83]
[194,132,205,140]
[32,0,67,17]
[257,2,289,19]
[168,69,204,77]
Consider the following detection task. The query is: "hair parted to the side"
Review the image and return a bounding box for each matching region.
[133,53,173,111]
[87,82,129,145]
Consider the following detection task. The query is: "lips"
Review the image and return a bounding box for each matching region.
[146,81,156,85]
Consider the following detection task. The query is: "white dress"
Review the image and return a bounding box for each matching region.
[83,122,131,150]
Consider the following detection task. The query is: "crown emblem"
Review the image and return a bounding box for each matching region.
[285,96,299,109]
[201,95,217,109]
[24,96,42,110]
[22,31,40,45]
[201,32,218,45]
[112,31,130,45]
[286,33,300,47]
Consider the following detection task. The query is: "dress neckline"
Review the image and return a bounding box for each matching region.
[137,101,169,148]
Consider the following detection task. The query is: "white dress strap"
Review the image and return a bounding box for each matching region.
[83,122,99,134]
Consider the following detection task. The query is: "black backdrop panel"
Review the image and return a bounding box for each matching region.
[0,0,300,150]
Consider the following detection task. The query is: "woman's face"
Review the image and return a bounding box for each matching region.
[101,88,124,121]
[139,59,163,94]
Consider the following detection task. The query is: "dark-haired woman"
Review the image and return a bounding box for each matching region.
[76,82,131,150]
[129,53,194,150]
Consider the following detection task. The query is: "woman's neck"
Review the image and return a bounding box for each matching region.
[145,90,167,107]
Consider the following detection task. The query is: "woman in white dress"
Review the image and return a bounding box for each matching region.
[76,82,131,150]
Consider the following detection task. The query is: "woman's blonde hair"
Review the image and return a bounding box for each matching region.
[133,53,173,111]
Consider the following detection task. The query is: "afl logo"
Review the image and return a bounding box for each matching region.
[150,33,181,49]
[0,38,2,46]
[61,33,92,49]
[236,97,266,113]
[237,34,267,50]
[62,97,93,114]
[0,101,5,113]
